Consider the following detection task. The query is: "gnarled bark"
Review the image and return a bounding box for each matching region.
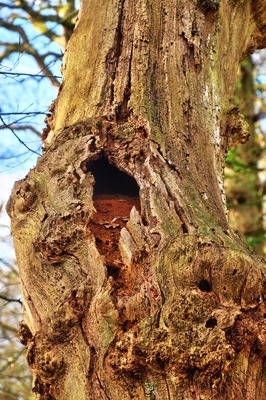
[7,1,266,399]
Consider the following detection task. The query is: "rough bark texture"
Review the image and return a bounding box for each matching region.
[7,0,266,399]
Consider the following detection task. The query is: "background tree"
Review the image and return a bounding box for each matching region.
[225,55,265,255]
[5,1,266,399]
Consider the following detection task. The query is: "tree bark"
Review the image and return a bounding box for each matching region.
[7,1,266,399]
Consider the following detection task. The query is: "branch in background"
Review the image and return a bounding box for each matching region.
[0,258,17,271]
[0,295,22,305]
[0,111,46,129]
[253,112,266,123]
[0,18,61,86]
[0,349,25,374]
[0,71,61,79]
[0,124,41,137]
[0,0,78,53]
[0,111,49,137]
[0,112,47,116]
[0,1,78,145]
[0,116,41,156]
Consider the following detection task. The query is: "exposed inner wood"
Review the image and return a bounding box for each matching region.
[90,194,140,271]
[88,157,141,283]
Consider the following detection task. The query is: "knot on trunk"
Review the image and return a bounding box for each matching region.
[27,334,65,385]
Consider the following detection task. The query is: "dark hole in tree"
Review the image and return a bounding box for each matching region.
[87,157,139,197]
[155,354,166,369]
[232,269,237,275]
[88,157,141,281]
[198,279,212,292]
[107,265,119,278]
[205,317,217,328]
[187,367,197,381]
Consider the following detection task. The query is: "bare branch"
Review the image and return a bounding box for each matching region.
[0,20,61,86]
[0,112,47,116]
[0,113,46,131]
[0,124,41,137]
[0,116,41,156]
[0,71,61,79]
[0,295,22,305]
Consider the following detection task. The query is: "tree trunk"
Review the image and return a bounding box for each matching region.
[7,1,266,399]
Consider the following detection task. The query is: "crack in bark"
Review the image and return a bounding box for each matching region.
[163,374,171,399]
[162,180,192,234]
[96,372,112,400]
[20,277,42,328]
[115,39,133,122]
[106,0,126,106]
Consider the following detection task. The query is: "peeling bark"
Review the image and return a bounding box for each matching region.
[7,0,266,399]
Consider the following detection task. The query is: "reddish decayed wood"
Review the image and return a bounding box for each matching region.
[90,194,140,267]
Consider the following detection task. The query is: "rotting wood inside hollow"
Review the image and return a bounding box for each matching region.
[88,157,140,275]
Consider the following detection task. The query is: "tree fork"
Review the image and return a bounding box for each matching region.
[7,0,266,399]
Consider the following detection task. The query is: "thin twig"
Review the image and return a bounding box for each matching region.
[0,116,41,156]
[0,112,47,115]
[0,295,22,305]
[0,71,61,79]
